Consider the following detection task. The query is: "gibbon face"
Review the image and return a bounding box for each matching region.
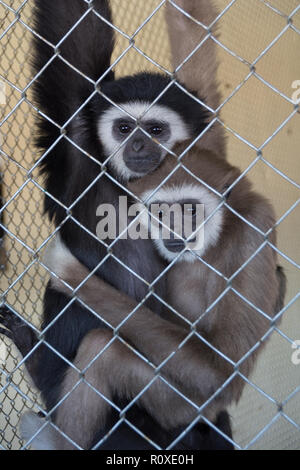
[98,102,190,179]
[97,73,208,180]
[128,147,243,263]
[137,183,225,263]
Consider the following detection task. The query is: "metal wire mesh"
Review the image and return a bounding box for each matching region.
[0,0,299,450]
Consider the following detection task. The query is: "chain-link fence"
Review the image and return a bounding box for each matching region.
[0,0,300,450]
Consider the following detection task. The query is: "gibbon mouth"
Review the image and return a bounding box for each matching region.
[163,239,186,252]
[127,157,160,172]
[129,155,160,163]
[187,236,197,244]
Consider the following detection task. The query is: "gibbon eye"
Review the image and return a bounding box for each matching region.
[119,124,132,134]
[153,208,164,221]
[149,205,164,219]
[150,126,163,136]
[158,209,164,219]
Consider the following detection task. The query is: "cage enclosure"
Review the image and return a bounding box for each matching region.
[0,0,299,450]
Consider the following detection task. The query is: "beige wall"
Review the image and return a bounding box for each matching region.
[0,0,299,449]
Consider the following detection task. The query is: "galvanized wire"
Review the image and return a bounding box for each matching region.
[0,0,299,450]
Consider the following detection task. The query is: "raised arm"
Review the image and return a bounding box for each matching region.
[165,0,225,155]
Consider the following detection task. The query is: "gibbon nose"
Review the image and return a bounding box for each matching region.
[132,139,144,152]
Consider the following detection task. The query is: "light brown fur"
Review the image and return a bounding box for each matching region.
[54,328,200,449]
[46,147,279,449]
[165,0,226,155]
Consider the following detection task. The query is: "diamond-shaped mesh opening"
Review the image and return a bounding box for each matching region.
[0,0,299,451]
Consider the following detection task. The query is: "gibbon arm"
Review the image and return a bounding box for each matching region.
[46,242,235,403]
[165,0,225,155]
[47,328,207,449]
[31,227,279,449]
